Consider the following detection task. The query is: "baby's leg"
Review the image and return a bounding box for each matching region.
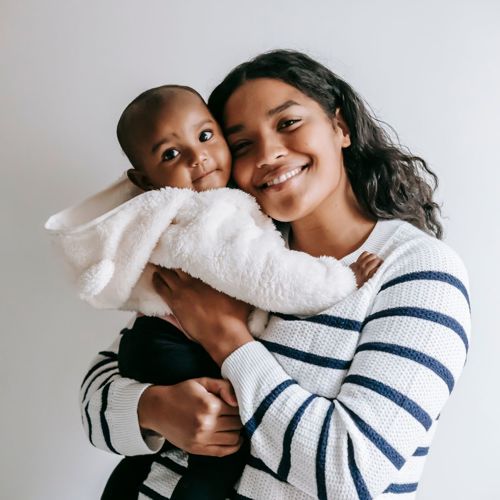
[119,315,219,383]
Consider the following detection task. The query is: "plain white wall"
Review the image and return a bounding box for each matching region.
[1,0,499,498]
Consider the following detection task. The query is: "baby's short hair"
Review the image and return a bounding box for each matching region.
[117,85,204,169]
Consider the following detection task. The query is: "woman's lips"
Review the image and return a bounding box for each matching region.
[259,164,309,191]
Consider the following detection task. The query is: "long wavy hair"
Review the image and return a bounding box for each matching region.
[208,50,443,239]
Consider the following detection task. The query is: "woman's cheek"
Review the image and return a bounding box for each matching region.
[232,162,252,192]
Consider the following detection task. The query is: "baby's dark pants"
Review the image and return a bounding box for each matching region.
[107,315,248,500]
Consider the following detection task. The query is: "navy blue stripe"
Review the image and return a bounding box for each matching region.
[247,455,284,482]
[356,342,455,393]
[384,483,419,493]
[347,434,372,500]
[413,446,429,456]
[277,395,316,480]
[363,306,469,352]
[155,455,187,475]
[138,484,168,499]
[316,403,335,500]
[273,312,362,332]
[82,366,119,402]
[340,403,405,470]
[97,372,119,391]
[244,379,297,438]
[80,356,117,389]
[100,383,119,454]
[261,340,351,370]
[344,375,432,430]
[84,402,93,446]
[380,271,470,308]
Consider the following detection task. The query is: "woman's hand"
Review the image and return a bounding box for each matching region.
[153,268,254,365]
[138,378,244,457]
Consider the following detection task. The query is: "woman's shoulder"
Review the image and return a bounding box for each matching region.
[378,219,469,287]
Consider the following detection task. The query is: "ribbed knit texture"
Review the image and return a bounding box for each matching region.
[80,220,471,499]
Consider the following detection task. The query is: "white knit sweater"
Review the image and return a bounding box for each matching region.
[80,219,471,499]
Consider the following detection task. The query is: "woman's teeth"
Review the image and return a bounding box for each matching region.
[265,167,303,187]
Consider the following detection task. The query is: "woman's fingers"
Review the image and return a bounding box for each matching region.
[152,273,175,310]
[198,438,244,457]
[156,267,192,282]
[213,430,243,446]
[215,415,244,431]
[173,268,191,281]
[197,377,239,408]
[155,267,180,287]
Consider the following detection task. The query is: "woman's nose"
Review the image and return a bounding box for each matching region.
[255,136,287,169]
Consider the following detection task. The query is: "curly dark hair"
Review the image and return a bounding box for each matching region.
[208,50,443,239]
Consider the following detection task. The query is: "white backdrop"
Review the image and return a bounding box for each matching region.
[1,1,499,498]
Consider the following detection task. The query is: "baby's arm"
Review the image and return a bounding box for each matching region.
[153,189,379,316]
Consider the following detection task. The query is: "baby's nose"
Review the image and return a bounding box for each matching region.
[191,152,208,167]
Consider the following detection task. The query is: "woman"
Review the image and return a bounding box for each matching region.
[82,50,470,499]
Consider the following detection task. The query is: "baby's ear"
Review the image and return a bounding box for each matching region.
[127,168,152,191]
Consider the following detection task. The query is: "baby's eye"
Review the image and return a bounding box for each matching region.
[278,118,301,130]
[162,148,180,161]
[199,130,214,142]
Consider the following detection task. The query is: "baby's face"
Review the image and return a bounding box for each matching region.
[131,92,231,191]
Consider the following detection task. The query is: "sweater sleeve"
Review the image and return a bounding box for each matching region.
[221,245,471,499]
[80,335,165,456]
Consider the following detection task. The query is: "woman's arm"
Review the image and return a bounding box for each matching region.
[154,248,471,498]
[80,331,244,457]
[80,335,162,456]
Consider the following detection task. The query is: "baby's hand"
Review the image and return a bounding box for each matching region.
[350,251,383,288]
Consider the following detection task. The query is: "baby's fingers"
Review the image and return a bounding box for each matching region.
[364,259,383,279]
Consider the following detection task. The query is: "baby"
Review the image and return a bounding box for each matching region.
[46,85,381,499]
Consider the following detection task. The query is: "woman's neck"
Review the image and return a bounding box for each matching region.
[289,185,376,260]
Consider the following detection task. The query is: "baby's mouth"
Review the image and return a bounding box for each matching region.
[194,170,218,183]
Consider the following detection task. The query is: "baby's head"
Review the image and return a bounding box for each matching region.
[117,85,231,191]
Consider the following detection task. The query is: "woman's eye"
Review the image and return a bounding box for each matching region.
[199,130,214,142]
[278,118,301,130]
[162,148,180,161]
[230,141,251,156]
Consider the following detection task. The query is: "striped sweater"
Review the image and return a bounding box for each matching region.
[80,219,471,499]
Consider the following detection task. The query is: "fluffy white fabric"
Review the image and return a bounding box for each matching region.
[45,175,356,328]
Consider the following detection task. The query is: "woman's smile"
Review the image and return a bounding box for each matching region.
[225,78,350,222]
[259,163,309,190]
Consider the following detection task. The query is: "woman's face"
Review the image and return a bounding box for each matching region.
[224,78,351,222]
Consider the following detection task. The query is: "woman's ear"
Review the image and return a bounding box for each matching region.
[127,168,153,191]
[332,109,351,148]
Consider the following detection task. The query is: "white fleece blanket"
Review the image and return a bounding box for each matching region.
[45,175,356,329]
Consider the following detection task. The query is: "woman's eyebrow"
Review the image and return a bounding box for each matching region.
[267,100,300,117]
[225,100,300,137]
